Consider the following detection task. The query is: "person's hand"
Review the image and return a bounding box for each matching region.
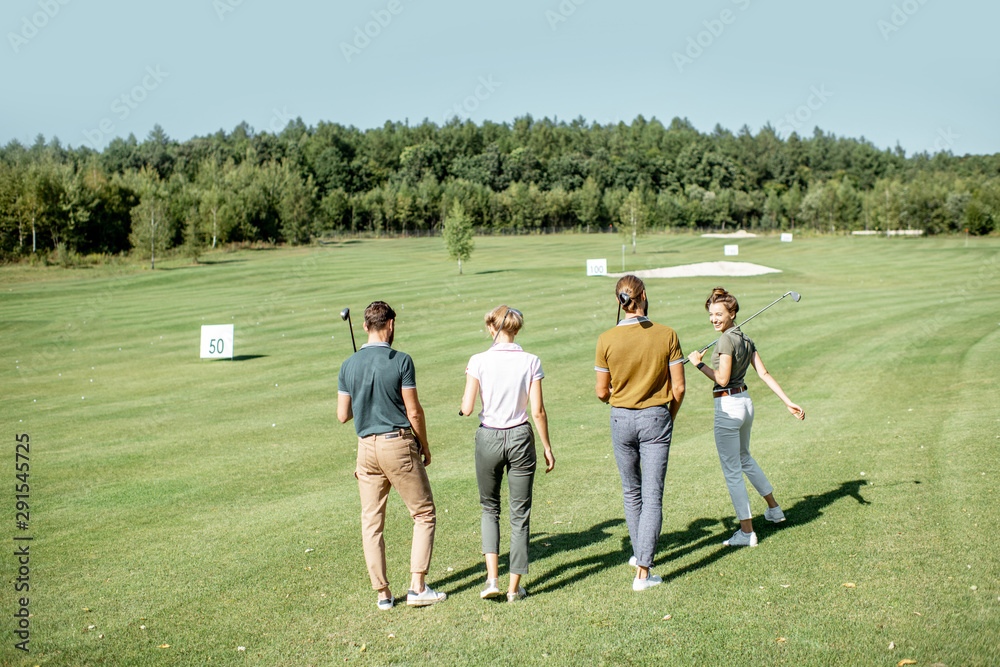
[786,402,805,420]
[543,448,555,473]
[421,442,432,466]
[687,350,704,366]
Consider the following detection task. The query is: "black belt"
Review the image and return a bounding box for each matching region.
[478,421,530,431]
[376,428,411,439]
[713,384,747,398]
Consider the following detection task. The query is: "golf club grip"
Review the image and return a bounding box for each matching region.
[681,339,718,364]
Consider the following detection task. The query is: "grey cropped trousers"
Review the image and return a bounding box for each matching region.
[475,422,537,575]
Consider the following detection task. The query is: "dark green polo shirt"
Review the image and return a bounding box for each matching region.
[337,342,415,437]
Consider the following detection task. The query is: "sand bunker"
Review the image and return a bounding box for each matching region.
[700,230,758,239]
[608,261,781,279]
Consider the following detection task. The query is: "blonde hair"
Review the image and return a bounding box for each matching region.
[705,287,739,316]
[485,305,523,336]
[615,275,646,311]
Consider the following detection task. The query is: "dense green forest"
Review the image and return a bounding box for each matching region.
[1,115,998,263]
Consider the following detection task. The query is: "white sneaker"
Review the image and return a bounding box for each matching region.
[480,578,500,599]
[407,586,447,606]
[628,556,637,568]
[723,529,758,547]
[764,506,786,523]
[376,594,394,611]
[507,586,527,602]
[632,574,663,591]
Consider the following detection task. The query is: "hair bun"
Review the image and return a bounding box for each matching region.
[712,287,727,296]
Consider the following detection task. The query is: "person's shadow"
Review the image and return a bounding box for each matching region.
[431,519,626,598]
[436,479,871,597]
[653,478,872,582]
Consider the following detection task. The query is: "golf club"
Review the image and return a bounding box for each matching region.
[340,307,357,352]
[683,290,801,364]
[615,292,630,324]
[492,307,520,345]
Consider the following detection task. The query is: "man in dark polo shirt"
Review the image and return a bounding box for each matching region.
[337,301,446,610]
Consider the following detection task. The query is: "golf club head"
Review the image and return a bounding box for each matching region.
[340,307,350,321]
[789,291,802,302]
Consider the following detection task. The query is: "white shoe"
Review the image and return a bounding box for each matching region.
[632,574,663,591]
[723,529,758,547]
[407,586,447,606]
[480,578,500,599]
[628,556,637,568]
[764,506,786,523]
[376,594,394,611]
[507,586,527,602]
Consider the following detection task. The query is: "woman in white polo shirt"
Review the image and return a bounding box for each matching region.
[460,306,555,602]
[687,287,805,548]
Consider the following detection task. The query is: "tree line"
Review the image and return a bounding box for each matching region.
[1,115,997,263]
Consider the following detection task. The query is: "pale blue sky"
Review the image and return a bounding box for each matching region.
[2,0,997,155]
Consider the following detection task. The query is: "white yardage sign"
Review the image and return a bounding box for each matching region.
[724,245,739,256]
[586,258,607,276]
[200,324,234,359]
[781,233,793,242]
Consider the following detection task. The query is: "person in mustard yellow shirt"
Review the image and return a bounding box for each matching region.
[595,275,685,592]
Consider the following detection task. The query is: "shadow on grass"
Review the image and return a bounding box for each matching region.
[655,478,871,582]
[209,354,268,361]
[430,519,625,599]
[473,269,509,275]
[431,480,869,598]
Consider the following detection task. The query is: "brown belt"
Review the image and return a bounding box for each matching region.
[713,384,747,398]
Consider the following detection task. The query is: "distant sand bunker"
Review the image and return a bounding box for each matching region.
[608,261,782,279]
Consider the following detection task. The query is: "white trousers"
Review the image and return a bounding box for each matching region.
[714,394,773,521]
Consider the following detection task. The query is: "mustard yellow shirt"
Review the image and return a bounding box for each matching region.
[595,317,684,409]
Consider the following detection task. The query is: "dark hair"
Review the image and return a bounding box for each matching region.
[705,287,739,315]
[615,275,646,311]
[364,301,396,331]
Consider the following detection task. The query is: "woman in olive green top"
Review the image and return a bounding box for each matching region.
[687,288,805,547]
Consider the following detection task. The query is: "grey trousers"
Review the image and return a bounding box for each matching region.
[714,394,773,521]
[610,405,673,569]
[475,422,537,575]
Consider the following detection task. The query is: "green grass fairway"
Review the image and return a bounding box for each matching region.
[2,233,999,666]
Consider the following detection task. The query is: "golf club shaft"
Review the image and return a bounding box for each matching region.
[682,291,796,364]
[347,314,357,352]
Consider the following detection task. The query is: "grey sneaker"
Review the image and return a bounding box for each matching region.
[377,594,394,611]
[723,529,758,547]
[632,574,663,591]
[764,506,786,523]
[507,586,527,602]
[480,578,500,599]
[407,586,447,606]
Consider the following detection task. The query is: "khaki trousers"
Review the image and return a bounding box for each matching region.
[355,431,436,591]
